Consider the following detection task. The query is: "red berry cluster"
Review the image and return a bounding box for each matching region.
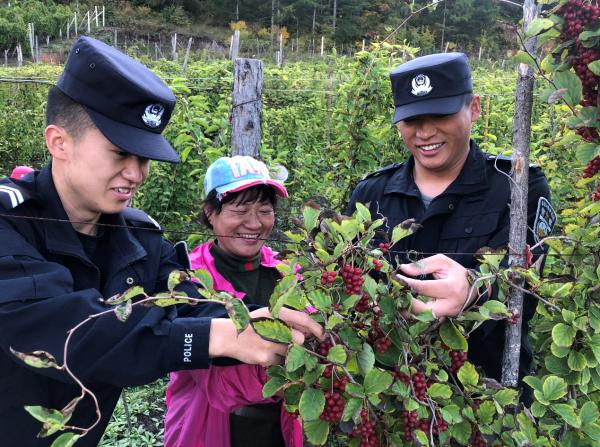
[401,410,419,442]
[378,242,390,253]
[372,258,384,271]
[351,410,379,447]
[367,312,392,353]
[411,371,428,400]
[318,339,332,357]
[471,427,487,447]
[320,270,337,286]
[341,263,364,294]
[355,293,370,313]
[394,371,410,385]
[583,156,600,178]
[320,390,345,422]
[556,1,599,136]
[449,350,468,374]
[402,409,448,441]
[593,185,600,201]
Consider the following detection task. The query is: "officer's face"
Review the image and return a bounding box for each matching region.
[206,199,275,259]
[395,96,481,175]
[60,126,150,218]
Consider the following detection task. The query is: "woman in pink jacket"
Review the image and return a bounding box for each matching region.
[164,156,302,447]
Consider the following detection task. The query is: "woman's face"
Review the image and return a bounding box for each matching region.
[207,198,275,258]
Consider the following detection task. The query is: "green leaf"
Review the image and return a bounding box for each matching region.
[326,314,344,330]
[449,420,472,445]
[554,70,582,108]
[568,350,587,371]
[152,292,191,307]
[479,300,509,319]
[327,344,347,364]
[552,323,576,347]
[363,368,393,395]
[225,298,250,332]
[542,376,567,401]
[50,433,81,447]
[263,376,287,398]
[545,355,571,375]
[339,326,362,351]
[251,318,292,344]
[551,403,581,428]
[580,401,599,426]
[286,345,307,372]
[512,50,536,67]
[269,275,299,318]
[345,382,365,397]
[522,376,543,393]
[390,219,417,245]
[476,400,496,425]
[10,348,61,370]
[303,419,329,445]
[25,406,65,425]
[551,342,571,358]
[303,205,320,232]
[582,423,600,442]
[428,383,452,399]
[363,275,378,299]
[105,285,145,305]
[299,388,325,421]
[358,343,375,375]
[525,18,555,38]
[168,270,189,292]
[531,402,547,418]
[354,202,371,223]
[342,397,362,422]
[589,60,600,76]
[415,430,429,445]
[439,320,468,351]
[441,404,463,424]
[114,300,132,322]
[307,290,331,312]
[457,362,479,387]
[576,143,600,164]
[494,388,518,407]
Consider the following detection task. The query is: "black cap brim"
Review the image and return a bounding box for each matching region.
[392,94,467,124]
[85,106,180,163]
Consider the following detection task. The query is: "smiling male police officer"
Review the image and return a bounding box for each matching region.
[0,36,322,446]
[346,53,555,388]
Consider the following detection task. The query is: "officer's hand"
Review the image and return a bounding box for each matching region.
[208,308,324,367]
[395,254,476,319]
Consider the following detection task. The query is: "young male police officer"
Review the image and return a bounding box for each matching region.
[0,36,322,446]
[346,53,554,387]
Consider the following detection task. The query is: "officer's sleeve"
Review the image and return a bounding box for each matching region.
[0,222,223,388]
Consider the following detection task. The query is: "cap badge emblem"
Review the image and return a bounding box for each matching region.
[411,74,432,97]
[142,104,165,128]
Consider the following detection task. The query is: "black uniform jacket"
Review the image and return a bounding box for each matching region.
[346,141,551,384]
[0,164,225,446]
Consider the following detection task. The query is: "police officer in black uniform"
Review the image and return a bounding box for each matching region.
[0,36,322,446]
[346,53,553,389]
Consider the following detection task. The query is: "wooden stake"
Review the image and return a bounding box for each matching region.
[182,37,192,72]
[231,58,263,158]
[231,30,240,61]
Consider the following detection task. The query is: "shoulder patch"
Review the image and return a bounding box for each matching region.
[533,197,556,243]
[0,178,32,210]
[123,207,162,231]
[361,162,404,181]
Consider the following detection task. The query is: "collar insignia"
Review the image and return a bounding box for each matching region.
[411,74,432,97]
[142,104,165,128]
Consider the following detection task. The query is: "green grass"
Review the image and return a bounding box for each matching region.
[99,377,167,446]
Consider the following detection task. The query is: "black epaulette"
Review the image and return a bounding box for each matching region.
[360,162,404,181]
[0,177,33,210]
[484,153,539,172]
[123,207,163,232]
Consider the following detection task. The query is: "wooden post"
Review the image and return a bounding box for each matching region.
[102,5,105,27]
[478,45,483,61]
[278,31,283,65]
[171,33,178,62]
[231,58,263,158]
[501,0,541,389]
[74,12,78,36]
[182,37,192,72]
[27,23,34,59]
[16,43,22,67]
[320,36,324,56]
[46,36,50,46]
[114,29,117,48]
[4,50,8,67]
[362,39,365,51]
[35,35,39,63]
[231,30,240,61]
[87,10,91,34]
[95,6,99,27]
[275,50,281,67]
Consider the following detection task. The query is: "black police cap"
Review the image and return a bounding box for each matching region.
[390,53,473,124]
[57,36,179,163]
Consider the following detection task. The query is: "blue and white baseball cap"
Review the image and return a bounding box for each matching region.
[204,156,288,200]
